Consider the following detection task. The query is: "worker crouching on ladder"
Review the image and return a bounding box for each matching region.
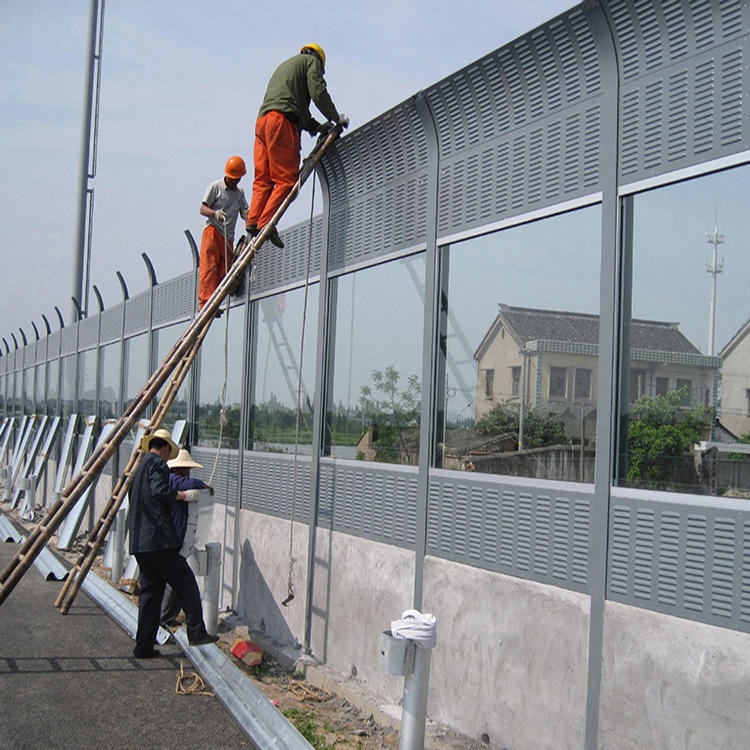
[246,43,348,249]
[198,155,249,313]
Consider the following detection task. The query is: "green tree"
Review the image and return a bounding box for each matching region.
[359,366,421,464]
[626,387,711,485]
[474,401,566,449]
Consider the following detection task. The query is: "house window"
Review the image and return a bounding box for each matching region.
[629,368,646,402]
[675,378,691,406]
[511,366,521,397]
[485,369,495,399]
[574,368,591,399]
[549,367,567,399]
[655,376,669,396]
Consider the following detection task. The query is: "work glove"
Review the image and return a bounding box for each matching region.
[337,113,350,130]
[318,121,335,137]
[183,489,201,503]
[214,209,227,223]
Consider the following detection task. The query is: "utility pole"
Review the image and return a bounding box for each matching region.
[705,220,725,356]
[71,0,106,321]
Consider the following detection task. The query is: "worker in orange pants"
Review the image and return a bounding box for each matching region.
[246,43,347,249]
[198,156,249,312]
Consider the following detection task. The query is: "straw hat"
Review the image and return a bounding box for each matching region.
[168,448,203,470]
[139,428,179,460]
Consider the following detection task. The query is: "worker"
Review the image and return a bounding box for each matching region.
[198,155,249,312]
[160,447,214,627]
[127,428,218,658]
[246,43,347,249]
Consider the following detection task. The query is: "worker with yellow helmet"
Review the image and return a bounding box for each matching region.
[246,44,347,249]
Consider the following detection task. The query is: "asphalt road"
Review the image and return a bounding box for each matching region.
[0,541,253,750]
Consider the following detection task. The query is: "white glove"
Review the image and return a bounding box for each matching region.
[183,489,201,503]
[214,209,227,223]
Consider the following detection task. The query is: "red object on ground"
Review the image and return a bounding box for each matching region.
[230,638,264,667]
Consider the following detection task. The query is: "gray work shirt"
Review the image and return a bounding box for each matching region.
[202,178,249,242]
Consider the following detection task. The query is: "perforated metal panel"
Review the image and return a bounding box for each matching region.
[606,0,748,183]
[318,461,418,548]
[428,473,592,592]
[123,290,150,336]
[322,102,430,271]
[191,447,239,505]
[153,272,195,327]
[78,315,99,349]
[46,331,60,361]
[239,452,312,521]
[60,325,78,356]
[251,216,324,295]
[99,305,123,345]
[35,340,46,365]
[426,6,605,236]
[608,492,750,632]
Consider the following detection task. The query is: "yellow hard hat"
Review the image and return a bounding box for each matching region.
[300,43,326,68]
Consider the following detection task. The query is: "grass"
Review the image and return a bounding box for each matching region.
[282,708,337,749]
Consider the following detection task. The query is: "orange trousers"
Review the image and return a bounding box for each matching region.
[198,225,233,310]
[248,110,301,229]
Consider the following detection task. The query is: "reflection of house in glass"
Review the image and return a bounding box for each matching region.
[719,317,750,439]
[474,304,721,439]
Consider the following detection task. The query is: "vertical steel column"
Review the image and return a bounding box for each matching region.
[71,0,104,322]
[411,93,440,609]
[585,3,621,748]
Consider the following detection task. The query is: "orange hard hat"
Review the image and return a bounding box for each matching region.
[225,155,247,179]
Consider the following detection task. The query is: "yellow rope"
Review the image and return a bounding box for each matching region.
[288,679,332,702]
[175,661,215,697]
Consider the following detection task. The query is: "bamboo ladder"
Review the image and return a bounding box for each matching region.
[0,125,344,608]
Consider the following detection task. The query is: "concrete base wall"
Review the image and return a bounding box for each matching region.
[423,557,590,749]
[599,601,750,749]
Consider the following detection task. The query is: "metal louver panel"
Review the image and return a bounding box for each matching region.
[427,6,605,237]
[607,0,748,183]
[78,315,99,349]
[251,216,324,295]
[123,290,150,336]
[608,494,750,632]
[46,331,60,360]
[427,473,592,592]
[240,452,312,521]
[99,305,123,345]
[318,461,418,548]
[60,326,78,356]
[152,273,195,327]
[191,447,239,506]
[322,102,430,271]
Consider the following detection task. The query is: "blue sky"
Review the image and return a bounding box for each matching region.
[0,0,576,345]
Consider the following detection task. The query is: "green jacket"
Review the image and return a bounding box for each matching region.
[258,53,339,135]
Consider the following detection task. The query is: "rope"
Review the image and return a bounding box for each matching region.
[288,679,332,702]
[207,212,232,485]
[175,661,215,697]
[283,174,317,605]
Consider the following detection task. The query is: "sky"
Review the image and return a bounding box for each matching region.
[0,0,577,347]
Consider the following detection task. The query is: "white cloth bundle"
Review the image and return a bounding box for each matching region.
[390,609,437,649]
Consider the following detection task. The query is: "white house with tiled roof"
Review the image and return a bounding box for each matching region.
[719,317,750,439]
[474,305,721,440]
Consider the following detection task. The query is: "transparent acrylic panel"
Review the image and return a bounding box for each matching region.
[0,373,4,416]
[12,369,21,416]
[46,358,59,416]
[123,334,148,415]
[250,285,318,454]
[617,164,750,496]
[326,254,425,465]
[440,205,601,481]
[154,323,187,427]
[78,348,97,416]
[59,354,76,418]
[100,341,122,420]
[196,310,243,449]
